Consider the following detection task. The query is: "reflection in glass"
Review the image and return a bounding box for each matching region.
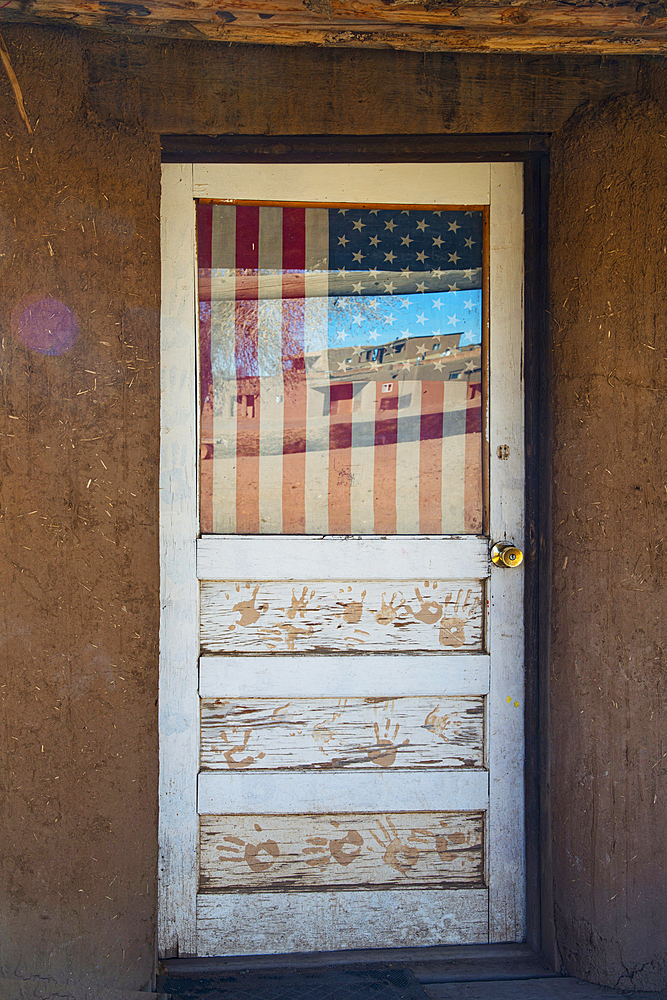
[198,204,483,535]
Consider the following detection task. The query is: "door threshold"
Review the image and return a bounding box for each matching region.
[160,942,557,982]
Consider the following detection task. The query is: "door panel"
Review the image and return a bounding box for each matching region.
[200,694,484,770]
[199,812,485,892]
[159,161,525,958]
[196,889,489,956]
[200,579,484,653]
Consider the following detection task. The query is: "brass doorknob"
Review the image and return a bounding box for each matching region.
[491,541,524,568]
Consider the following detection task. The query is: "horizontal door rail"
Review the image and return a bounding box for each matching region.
[198,770,488,814]
[199,653,490,698]
[197,535,490,582]
[192,163,492,205]
[196,890,489,956]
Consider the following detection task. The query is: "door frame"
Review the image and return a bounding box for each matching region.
[158,138,551,963]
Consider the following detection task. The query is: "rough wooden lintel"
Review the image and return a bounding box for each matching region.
[3,1,667,51]
[160,135,552,163]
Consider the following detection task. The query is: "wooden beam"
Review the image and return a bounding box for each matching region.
[85,41,640,136]
[3,0,667,51]
[160,135,551,162]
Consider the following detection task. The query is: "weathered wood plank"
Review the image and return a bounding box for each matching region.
[196,888,488,954]
[198,768,489,814]
[200,695,484,770]
[487,162,525,943]
[199,811,485,891]
[3,2,667,53]
[193,162,491,205]
[198,653,490,698]
[163,135,552,163]
[158,163,199,959]
[86,41,640,137]
[200,580,484,653]
[110,45,639,131]
[197,534,489,581]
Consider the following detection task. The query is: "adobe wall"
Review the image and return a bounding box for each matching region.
[0,22,664,991]
[549,84,667,990]
[0,27,162,991]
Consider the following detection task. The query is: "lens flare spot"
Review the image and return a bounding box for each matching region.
[12,298,79,355]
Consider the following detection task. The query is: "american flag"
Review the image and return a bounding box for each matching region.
[197,202,483,536]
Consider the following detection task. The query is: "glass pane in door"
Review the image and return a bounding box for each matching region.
[198,202,484,535]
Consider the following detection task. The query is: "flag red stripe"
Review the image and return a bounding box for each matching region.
[464,381,483,532]
[197,203,214,532]
[282,208,307,533]
[235,207,260,533]
[199,308,214,534]
[419,381,444,534]
[373,381,398,533]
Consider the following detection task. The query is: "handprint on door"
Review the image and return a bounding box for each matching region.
[370,817,431,876]
[301,828,364,869]
[228,583,268,630]
[439,588,482,648]
[359,719,411,768]
[220,728,266,770]
[214,824,280,874]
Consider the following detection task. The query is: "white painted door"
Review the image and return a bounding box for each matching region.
[159,162,525,958]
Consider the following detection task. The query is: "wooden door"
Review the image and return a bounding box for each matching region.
[159,162,525,958]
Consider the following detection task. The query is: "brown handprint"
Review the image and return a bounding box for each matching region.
[286,586,315,620]
[435,829,468,865]
[277,622,315,650]
[301,828,364,868]
[410,586,444,625]
[360,719,410,768]
[222,729,265,769]
[375,592,410,626]
[230,583,267,629]
[439,588,480,647]
[338,586,367,624]
[215,829,280,874]
[244,839,280,873]
[439,618,466,647]
[312,709,342,746]
[424,706,454,741]
[303,836,331,869]
[330,829,364,866]
[370,818,430,876]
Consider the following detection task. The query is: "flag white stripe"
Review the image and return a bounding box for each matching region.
[211,203,235,270]
[211,205,237,533]
[304,210,330,534]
